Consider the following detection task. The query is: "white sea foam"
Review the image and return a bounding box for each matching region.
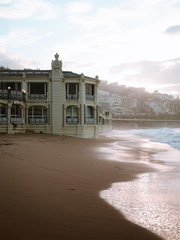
[134,128,180,151]
[99,128,180,240]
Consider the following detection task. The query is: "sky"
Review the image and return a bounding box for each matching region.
[0,0,180,96]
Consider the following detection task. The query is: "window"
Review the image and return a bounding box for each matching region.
[0,82,21,91]
[11,105,22,125]
[28,83,47,100]
[66,83,79,100]
[0,105,7,124]
[29,83,47,94]
[85,106,95,125]
[0,105,6,117]
[86,84,94,95]
[11,105,21,118]
[66,106,79,125]
[86,84,94,101]
[86,106,93,117]
[28,106,47,125]
[105,112,109,117]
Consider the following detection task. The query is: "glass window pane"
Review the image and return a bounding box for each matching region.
[73,107,78,117]
[29,83,46,94]
[66,107,71,117]
[0,105,6,116]
[68,83,76,94]
[28,107,33,116]
[34,107,42,115]
[86,106,93,117]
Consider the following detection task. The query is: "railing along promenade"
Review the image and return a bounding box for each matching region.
[112,118,180,128]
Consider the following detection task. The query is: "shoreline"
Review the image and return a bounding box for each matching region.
[99,130,180,240]
[0,133,163,240]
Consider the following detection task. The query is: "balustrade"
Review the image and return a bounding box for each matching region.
[0,89,25,101]
[11,118,23,125]
[86,118,95,125]
[0,89,8,99]
[0,117,7,125]
[86,95,94,101]
[29,94,46,100]
[66,94,78,101]
[66,118,79,125]
[28,118,47,125]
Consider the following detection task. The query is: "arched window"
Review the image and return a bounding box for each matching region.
[0,104,7,124]
[28,106,47,125]
[99,116,103,125]
[85,106,95,125]
[66,106,79,125]
[11,104,22,125]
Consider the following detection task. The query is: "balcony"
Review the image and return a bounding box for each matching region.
[86,95,94,101]
[28,118,47,125]
[0,89,8,99]
[66,118,79,125]
[86,118,95,125]
[0,89,25,101]
[0,117,7,125]
[66,94,78,101]
[29,94,46,100]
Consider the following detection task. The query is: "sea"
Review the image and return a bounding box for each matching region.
[99,128,180,240]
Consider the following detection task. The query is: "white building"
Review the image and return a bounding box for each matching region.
[0,53,110,138]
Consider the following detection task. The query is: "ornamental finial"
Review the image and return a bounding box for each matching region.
[55,53,59,61]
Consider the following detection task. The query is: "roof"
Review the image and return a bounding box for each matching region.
[0,69,95,80]
[0,69,50,77]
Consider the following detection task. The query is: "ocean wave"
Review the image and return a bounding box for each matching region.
[134,128,180,151]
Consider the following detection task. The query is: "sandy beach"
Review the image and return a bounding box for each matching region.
[0,133,164,240]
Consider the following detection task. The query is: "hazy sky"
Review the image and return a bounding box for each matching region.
[0,0,180,96]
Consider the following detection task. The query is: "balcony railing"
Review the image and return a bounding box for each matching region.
[29,94,46,100]
[0,117,7,125]
[0,89,25,101]
[0,89,8,99]
[86,95,94,101]
[66,118,79,125]
[28,118,47,125]
[86,118,95,125]
[11,118,23,125]
[66,94,78,101]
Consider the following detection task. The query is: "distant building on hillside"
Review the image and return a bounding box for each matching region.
[0,53,111,138]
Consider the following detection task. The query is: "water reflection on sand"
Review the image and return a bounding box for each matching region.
[99,130,180,240]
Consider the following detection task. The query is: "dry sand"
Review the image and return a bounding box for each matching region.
[0,133,163,240]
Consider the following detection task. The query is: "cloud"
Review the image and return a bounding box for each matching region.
[0,52,26,68]
[0,0,12,3]
[108,58,180,95]
[0,0,59,19]
[66,1,92,15]
[65,1,135,30]
[165,25,180,35]
[110,58,180,84]
[65,0,179,32]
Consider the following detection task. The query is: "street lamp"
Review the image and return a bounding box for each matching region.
[7,86,11,99]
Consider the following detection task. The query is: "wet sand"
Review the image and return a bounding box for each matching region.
[0,133,163,240]
[99,130,180,240]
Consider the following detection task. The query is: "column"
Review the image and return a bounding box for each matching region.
[26,107,29,125]
[7,103,12,134]
[63,105,66,127]
[79,74,85,125]
[94,106,96,125]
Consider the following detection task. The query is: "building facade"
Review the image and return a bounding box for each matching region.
[0,53,107,138]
